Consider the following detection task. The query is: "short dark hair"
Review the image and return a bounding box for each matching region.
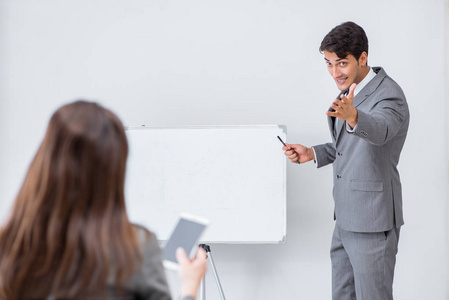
[319,21,369,61]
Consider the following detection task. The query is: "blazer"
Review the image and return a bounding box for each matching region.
[104,225,194,300]
[45,225,191,300]
[313,67,409,233]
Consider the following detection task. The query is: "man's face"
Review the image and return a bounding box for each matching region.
[324,50,367,91]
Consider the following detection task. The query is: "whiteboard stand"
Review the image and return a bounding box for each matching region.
[177,244,226,300]
[199,244,226,300]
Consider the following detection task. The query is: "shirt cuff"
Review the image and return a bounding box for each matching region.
[311,147,318,166]
[345,121,357,133]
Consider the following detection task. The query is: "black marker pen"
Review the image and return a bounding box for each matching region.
[277,136,300,164]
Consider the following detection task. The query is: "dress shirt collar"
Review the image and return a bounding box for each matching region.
[354,67,376,96]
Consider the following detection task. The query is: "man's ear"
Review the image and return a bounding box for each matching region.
[359,51,368,67]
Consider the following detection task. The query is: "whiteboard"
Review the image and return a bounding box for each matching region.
[124,125,287,243]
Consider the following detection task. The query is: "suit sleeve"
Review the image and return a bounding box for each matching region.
[353,83,409,145]
[312,142,336,168]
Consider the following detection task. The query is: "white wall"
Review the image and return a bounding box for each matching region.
[0,0,447,299]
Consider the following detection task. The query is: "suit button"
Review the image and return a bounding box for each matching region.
[336,175,341,179]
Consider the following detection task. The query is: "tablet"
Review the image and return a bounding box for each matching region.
[163,213,209,270]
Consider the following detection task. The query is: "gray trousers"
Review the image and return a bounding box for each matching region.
[331,225,400,300]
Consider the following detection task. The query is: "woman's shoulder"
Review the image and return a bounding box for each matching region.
[131,224,159,246]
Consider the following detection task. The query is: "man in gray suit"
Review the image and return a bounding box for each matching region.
[283,22,409,299]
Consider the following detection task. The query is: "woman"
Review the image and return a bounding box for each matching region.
[0,100,206,300]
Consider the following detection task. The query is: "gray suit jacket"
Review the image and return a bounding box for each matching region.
[313,67,409,232]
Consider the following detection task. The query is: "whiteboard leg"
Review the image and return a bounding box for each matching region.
[199,273,206,300]
[199,244,226,300]
[178,244,226,300]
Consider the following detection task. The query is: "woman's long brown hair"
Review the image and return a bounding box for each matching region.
[0,101,140,299]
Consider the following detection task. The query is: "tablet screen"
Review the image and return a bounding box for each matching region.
[163,215,208,269]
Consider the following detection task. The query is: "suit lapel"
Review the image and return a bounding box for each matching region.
[353,67,385,109]
[328,116,337,141]
[335,118,345,139]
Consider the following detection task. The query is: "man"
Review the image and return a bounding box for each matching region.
[283,21,409,299]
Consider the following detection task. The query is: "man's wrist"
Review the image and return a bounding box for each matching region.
[347,109,358,128]
[308,147,316,162]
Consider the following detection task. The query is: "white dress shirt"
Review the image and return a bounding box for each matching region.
[344,67,376,132]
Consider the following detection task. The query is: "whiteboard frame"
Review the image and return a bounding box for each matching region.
[124,124,287,244]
